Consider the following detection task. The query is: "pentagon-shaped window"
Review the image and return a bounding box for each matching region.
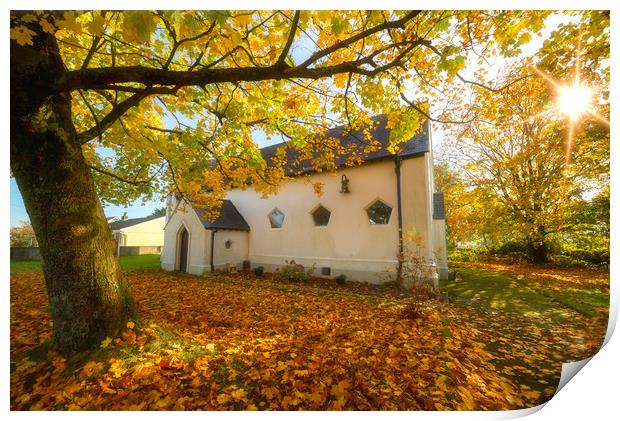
[269,208,285,228]
[367,200,392,225]
[311,205,331,226]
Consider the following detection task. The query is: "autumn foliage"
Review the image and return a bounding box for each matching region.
[10,266,605,411]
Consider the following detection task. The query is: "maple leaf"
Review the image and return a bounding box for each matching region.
[216,393,231,405]
[81,361,104,378]
[86,14,106,36]
[99,337,112,349]
[122,330,136,344]
[231,389,247,400]
[10,26,36,46]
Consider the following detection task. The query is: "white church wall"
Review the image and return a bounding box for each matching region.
[400,154,434,260]
[211,230,250,271]
[433,219,449,280]
[161,202,210,275]
[226,159,404,283]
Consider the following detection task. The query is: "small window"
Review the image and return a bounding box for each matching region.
[312,205,331,226]
[367,200,392,225]
[269,208,285,228]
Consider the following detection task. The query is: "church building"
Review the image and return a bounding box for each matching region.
[160,116,448,285]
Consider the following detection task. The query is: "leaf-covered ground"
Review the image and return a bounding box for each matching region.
[10,264,607,410]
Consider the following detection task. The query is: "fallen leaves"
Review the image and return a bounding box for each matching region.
[9,268,606,410]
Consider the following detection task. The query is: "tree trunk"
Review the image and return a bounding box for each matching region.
[526,227,549,264]
[11,25,134,354]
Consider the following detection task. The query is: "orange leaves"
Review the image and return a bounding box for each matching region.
[81,362,104,379]
[10,268,601,410]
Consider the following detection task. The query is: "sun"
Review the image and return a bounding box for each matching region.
[556,84,593,120]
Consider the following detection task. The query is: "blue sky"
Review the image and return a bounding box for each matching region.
[9,129,276,227]
[10,177,163,226]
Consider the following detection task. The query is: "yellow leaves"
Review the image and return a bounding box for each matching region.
[330,378,350,399]
[56,11,83,34]
[100,337,112,349]
[230,388,247,400]
[333,72,349,89]
[329,379,351,409]
[457,385,476,410]
[10,26,36,46]
[86,14,107,36]
[234,13,253,27]
[107,359,127,378]
[312,182,324,197]
[122,11,156,44]
[261,385,280,400]
[126,321,135,329]
[216,393,231,405]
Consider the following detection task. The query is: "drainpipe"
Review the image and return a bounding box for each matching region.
[395,156,404,282]
[210,229,218,273]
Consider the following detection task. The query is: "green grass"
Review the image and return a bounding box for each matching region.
[529,285,609,318]
[10,260,43,273]
[10,254,161,274]
[441,266,560,316]
[119,254,161,270]
[442,264,608,320]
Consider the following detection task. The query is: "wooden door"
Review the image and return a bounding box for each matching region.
[179,227,189,272]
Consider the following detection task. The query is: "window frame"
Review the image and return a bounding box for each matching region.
[268,208,285,229]
[311,204,332,227]
[365,199,393,225]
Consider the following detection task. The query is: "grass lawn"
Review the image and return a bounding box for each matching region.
[441,261,608,397]
[10,254,161,273]
[445,261,609,319]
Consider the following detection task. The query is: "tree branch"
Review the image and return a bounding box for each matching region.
[296,10,421,70]
[276,11,300,66]
[57,12,423,92]
[87,164,150,185]
[76,86,179,143]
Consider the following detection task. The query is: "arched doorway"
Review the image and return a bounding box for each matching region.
[177,226,189,272]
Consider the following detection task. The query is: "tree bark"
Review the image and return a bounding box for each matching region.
[526,227,549,264]
[11,27,134,354]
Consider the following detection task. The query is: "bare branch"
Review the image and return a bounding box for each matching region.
[87,164,150,186]
[77,86,179,143]
[276,11,300,66]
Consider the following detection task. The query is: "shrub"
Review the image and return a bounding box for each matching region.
[448,248,486,262]
[402,282,435,320]
[279,260,312,281]
[551,249,609,269]
[254,266,264,277]
[335,274,346,285]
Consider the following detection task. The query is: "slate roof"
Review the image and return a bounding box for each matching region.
[258,115,429,175]
[109,214,163,230]
[433,192,445,220]
[194,200,250,231]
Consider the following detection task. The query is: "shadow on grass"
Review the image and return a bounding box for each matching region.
[441,267,574,323]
